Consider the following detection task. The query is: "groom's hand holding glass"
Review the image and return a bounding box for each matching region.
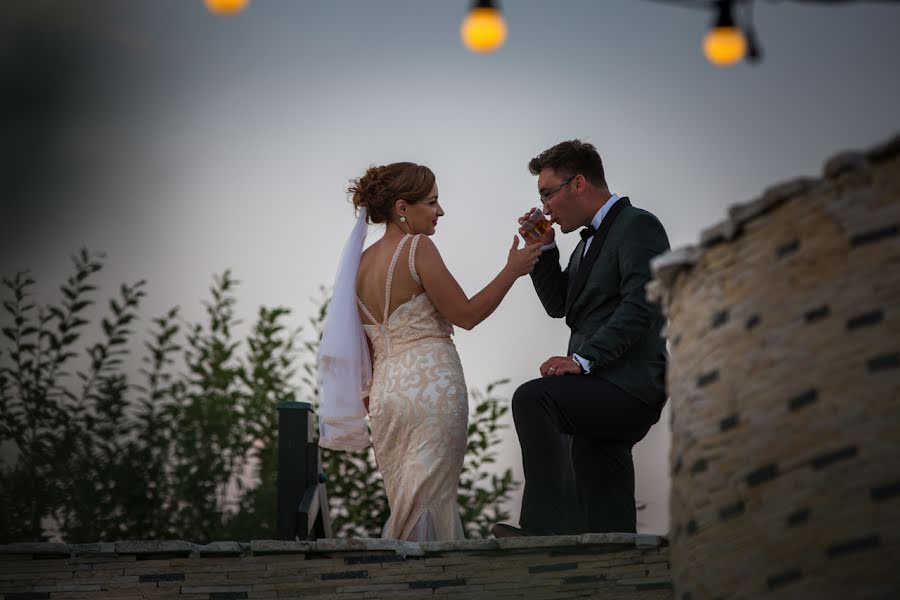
[518,208,555,247]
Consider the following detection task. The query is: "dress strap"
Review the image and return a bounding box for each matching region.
[408,234,422,285]
[356,296,378,325]
[383,234,411,322]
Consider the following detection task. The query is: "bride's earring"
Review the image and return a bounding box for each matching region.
[400,216,406,223]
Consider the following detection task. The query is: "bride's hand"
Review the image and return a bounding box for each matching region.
[505,235,543,277]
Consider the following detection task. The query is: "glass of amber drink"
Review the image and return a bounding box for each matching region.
[519,208,552,241]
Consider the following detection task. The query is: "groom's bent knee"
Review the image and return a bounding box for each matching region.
[512,378,546,420]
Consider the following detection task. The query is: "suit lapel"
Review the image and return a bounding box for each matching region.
[566,197,631,314]
[567,239,586,290]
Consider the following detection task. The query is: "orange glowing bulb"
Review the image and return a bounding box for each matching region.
[205,0,249,17]
[461,2,507,54]
[704,26,747,66]
[703,1,746,67]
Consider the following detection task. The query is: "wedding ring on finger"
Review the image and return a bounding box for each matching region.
[548,367,557,375]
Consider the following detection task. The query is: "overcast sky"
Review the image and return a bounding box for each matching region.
[3,0,900,535]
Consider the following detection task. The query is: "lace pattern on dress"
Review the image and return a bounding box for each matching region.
[355,233,468,542]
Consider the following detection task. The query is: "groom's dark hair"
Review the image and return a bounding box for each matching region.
[528,140,607,188]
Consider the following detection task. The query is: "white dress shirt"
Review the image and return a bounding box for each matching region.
[563,193,621,374]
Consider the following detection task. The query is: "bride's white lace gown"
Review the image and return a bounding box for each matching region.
[356,234,468,541]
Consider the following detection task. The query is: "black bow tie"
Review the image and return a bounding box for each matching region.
[580,225,597,241]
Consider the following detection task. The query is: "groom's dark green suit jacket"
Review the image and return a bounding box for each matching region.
[531,198,670,410]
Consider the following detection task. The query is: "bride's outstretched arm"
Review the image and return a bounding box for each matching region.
[416,235,542,330]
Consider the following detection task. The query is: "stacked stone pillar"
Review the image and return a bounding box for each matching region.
[650,135,900,598]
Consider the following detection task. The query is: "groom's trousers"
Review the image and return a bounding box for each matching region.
[512,375,660,534]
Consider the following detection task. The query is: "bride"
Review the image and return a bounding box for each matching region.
[318,162,541,541]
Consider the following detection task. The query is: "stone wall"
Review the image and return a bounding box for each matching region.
[0,535,670,600]
[649,134,900,598]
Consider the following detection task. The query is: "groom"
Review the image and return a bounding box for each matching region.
[494,140,670,536]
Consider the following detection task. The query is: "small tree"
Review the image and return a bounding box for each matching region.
[1,251,299,543]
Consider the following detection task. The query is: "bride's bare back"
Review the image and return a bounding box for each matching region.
[356,233,425,325]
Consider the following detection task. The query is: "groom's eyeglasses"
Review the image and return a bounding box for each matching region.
[539,176,575,206]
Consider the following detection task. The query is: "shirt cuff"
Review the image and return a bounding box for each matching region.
[572,353,591,374]
[540,241,557,252]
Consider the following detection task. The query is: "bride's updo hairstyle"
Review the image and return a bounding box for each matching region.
[349,162,436,224]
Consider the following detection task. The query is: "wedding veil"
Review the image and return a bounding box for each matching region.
[316,207,372,451]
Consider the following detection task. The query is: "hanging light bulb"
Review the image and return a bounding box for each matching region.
[205,0,249,17]
[703,0,746,67]
[461,0,507,54]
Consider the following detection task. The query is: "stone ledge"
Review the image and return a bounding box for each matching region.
[69,542,117,556]
[0,535,673,600]
[0,532,666,558]
[420,538,499,553]
[650,129,900,294]
[115,540,196,555]
[696,176,818,248]
[315,538,426,557]
[650,246,700,291]
[197,541,249,555]
[248,539,315,554]
[0,542,70,555]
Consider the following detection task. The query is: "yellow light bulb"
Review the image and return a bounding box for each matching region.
[205,0,249,17]
[703,26,746,67]
[461,7,507,53]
